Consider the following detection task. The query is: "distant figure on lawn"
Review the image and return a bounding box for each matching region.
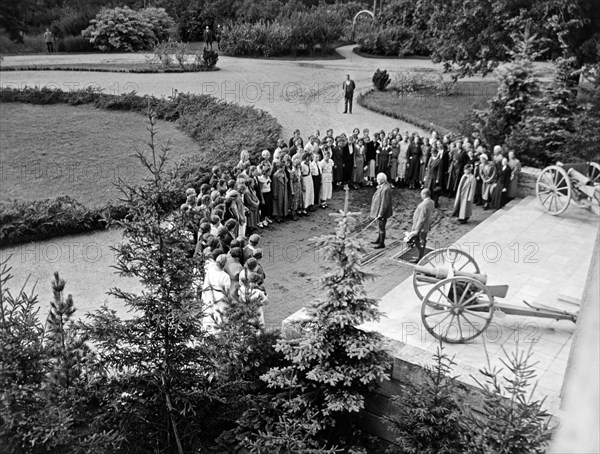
[44,28,55,53]
[342,74,356,114]
[204,26,214,50]
[215,24,222,51]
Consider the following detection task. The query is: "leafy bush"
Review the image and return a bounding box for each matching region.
[220,6,348,58]
[373,69,391,91]
[56,35,96,53]
[392,71,457,96]
[49,9,96,38]
[0,197,128,246]
[0,33,45,54]
[82,6,175,52]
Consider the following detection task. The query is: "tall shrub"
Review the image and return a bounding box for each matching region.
[386,347,467,454]
[82,108,212,453]
[82,6,175,52]
[261,191,390,443]
[467,31,541,148]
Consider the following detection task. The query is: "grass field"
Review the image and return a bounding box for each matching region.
[0,103,202,207]
[359,80,499,134]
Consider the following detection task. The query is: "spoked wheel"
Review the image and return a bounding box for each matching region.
[421,277,494,344]
[413,248,480,300]
[536,165,572,215]
[588,162,600,186]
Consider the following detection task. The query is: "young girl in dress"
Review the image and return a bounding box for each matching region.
[319,149,334,208]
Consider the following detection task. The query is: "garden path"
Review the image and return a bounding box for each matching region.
[1,46,517,324]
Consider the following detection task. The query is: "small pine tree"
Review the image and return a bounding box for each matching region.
[261,189,390,442]
[462,347,554,454]
[44,272,91,389]
[373,68,392,91]
[385,346,467,454]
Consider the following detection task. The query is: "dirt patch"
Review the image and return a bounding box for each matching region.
[261,185,493,328]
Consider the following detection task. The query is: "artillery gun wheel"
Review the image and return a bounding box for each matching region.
[588,162,600,186]
[421,277,495,344]
[413,248,480,300]
[536,165,572,215]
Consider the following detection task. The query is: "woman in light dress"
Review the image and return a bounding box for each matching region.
[320,149,334,208]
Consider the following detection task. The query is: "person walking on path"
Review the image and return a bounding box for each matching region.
[410,189,435,262]
[44,28,55,53]
[204,26,214,50]
[215,24,222,51]
[342,74,356,114]
[370,173,393,249]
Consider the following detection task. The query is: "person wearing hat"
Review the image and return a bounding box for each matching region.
[479,154,497,210]
[453,163,476,223]
[243,234,261,263]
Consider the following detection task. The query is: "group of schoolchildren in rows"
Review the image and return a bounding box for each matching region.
[180,126,522,327]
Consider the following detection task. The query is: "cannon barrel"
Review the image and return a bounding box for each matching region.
[413,265,488,285]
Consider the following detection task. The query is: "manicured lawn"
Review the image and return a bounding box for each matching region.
[359,80,498,135]
[0,103,202,207]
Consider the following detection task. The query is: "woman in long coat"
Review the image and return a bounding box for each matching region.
[424,146,442,207]
[272,163,290,222]
[491,157,511,210]
[406,136,421,189]
[244,180,261,231]
[453,164,476,222]
[301,153,314,210]
[419,138,432,185]
[332,140,344,186]
[507,151,521,200]
[480,155,497,210]
[290,157,304,218]
[377,137,391,180]
[352,139,365,187]
[389,139,400,184]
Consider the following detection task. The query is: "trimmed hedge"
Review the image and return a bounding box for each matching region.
[0,87,281,246]
[0,197,129,246]
[0,65,219,73]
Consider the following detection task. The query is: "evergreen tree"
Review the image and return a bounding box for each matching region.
[83,106,210,454]
[470,30,541,148]
[261,188,390,442]
[386,347,467,454]
[44,272,90,389]
[463,348,553,454]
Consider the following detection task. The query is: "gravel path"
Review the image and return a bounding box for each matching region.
[1,47,504,325]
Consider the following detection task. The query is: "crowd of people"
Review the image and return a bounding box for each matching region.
[180,126,522,326]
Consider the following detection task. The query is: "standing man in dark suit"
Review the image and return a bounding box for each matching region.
[370,173,393,249]
[342,74,356,114]
[204,26,214,50]
[411,189,435,262]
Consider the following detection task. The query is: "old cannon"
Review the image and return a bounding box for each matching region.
[536,161,600,216]
[412,248,578,344]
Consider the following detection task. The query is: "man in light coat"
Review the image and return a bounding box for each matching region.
[370,173,393,249]
[411,189,435,261]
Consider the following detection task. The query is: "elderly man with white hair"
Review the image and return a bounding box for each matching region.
[369,172,393,249]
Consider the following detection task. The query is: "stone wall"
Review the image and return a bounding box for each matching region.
[518,166,541,198]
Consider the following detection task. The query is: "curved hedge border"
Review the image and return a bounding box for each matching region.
[0,65,220,73]
[0,87,281,247]
[356,88,454,137]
